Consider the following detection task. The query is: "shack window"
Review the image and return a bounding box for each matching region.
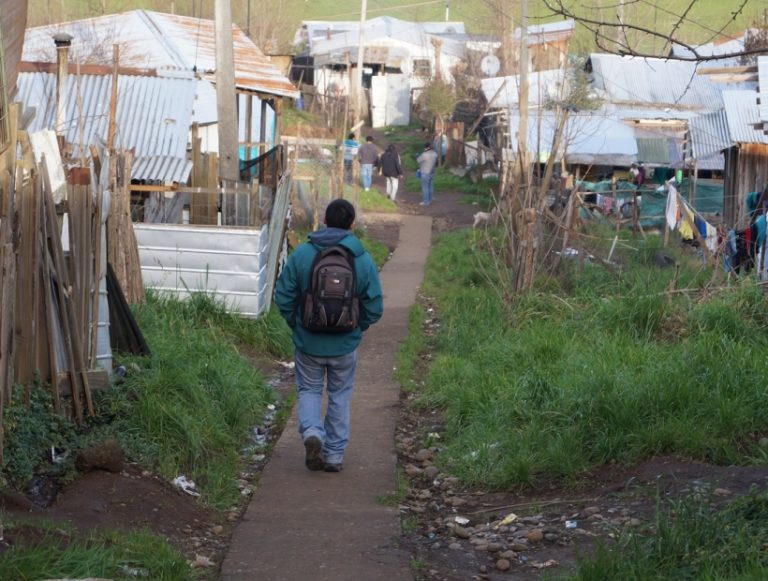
[412,59,431,77]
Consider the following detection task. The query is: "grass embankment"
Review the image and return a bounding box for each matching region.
[1,292,293,578]
[0,527,189,580]
[398,227,768,576]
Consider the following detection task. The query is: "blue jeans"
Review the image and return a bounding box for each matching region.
[420,173,434,204]
[294,349,358,464]
[343,159,353,184]
[361,164,374,190]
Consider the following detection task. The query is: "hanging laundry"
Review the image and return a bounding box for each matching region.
[705,223,718,253]
[678,205,695,240]
[665,186,678,229]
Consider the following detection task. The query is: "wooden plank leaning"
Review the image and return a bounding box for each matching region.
[41,157,93,419]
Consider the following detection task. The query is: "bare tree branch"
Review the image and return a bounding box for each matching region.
[543,0,756,62]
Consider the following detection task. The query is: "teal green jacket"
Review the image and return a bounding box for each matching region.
[274,228,383,357]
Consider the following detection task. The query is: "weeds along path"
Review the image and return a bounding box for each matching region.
[221,214,433,580]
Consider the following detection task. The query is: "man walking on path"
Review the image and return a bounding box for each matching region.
[342,132,359,184]
[379,144,404,201]
[417,142,438,206]
[358,136,379,192]
[275,200,383,472]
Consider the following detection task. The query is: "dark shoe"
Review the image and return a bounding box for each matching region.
[304,436,324,471]
[324,462,343,473]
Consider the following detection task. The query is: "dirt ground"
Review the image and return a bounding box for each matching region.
[3,171,768,580]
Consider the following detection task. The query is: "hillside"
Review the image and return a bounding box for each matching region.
[25,0,757,56]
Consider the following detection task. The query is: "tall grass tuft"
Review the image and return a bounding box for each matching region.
[572,491,768,579]
[0,525,190,580]
[102,291,285,508]
[403,230,768,490]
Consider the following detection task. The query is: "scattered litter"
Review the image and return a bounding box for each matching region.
[190,554,216,568]
[172,475,200,497]
[499,512,518,526]
[252,454,266,462]
[565,520,578,529]
[119,564,149,577]
[266,403,276,411]
[51,446,69,464]
[530,559,559,569]
[454,516,470,526]
[280,361,295,370]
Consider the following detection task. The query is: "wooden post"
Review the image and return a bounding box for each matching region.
[214,0,240,182]
[107,45,119,151]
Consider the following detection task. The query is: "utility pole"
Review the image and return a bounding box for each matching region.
[445,0,449,21]
[354,0,367,127]
[214,0,239,182]
[518,0,529,168]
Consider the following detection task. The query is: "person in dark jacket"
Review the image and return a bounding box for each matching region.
[379,144,404,201]
[357,136,379,191]
[274,200,383,473]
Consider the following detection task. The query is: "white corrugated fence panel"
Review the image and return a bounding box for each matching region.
[134,224,268,318]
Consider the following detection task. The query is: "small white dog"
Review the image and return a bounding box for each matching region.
[473,207,500,228]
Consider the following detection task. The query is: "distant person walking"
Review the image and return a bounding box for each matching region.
[358,136,379,192]
[274,199,383,473]
[342,132,359,185]
[416,142,438,206]
[379,144,404,201]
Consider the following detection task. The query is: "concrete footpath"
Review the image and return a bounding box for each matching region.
[221,214,433,581]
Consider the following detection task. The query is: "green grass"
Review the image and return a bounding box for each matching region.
[0,523,190,581]
[400,229,768,490]
[571,490,768,579]
[98,291,290,509]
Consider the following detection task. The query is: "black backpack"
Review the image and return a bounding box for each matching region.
[301,245,360,333]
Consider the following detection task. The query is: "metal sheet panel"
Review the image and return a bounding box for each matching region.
[22,9,298,99]
[589,53,725,112]
[506,109,638,166]
[758,56,768,123]
[135,223,269,318]
[15,71,195,183]
[689,110,731,158]
[370,76,387,128]
[386,74,411,126]
[722,90,768,145]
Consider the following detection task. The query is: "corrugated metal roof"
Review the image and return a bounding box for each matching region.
[636,138,670,164]
[505,109,638,165]
[512,19,575,44]
[22,10,298,99]
[758,56,768,123]
[301,17,466,47]
[670,35,745,67]
[589,53,724,111]
[722,89,768,144]
[1,0,27,96]
[133,155,193,185]
[688,110,731,158]
[481,69,567,109]
[309,17,467,61]
[15,71,195,184]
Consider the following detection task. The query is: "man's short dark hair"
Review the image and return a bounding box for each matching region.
[325,199,356,230]
[348,132,355,139]
[424,142,432,149]
[366,136,374,142]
